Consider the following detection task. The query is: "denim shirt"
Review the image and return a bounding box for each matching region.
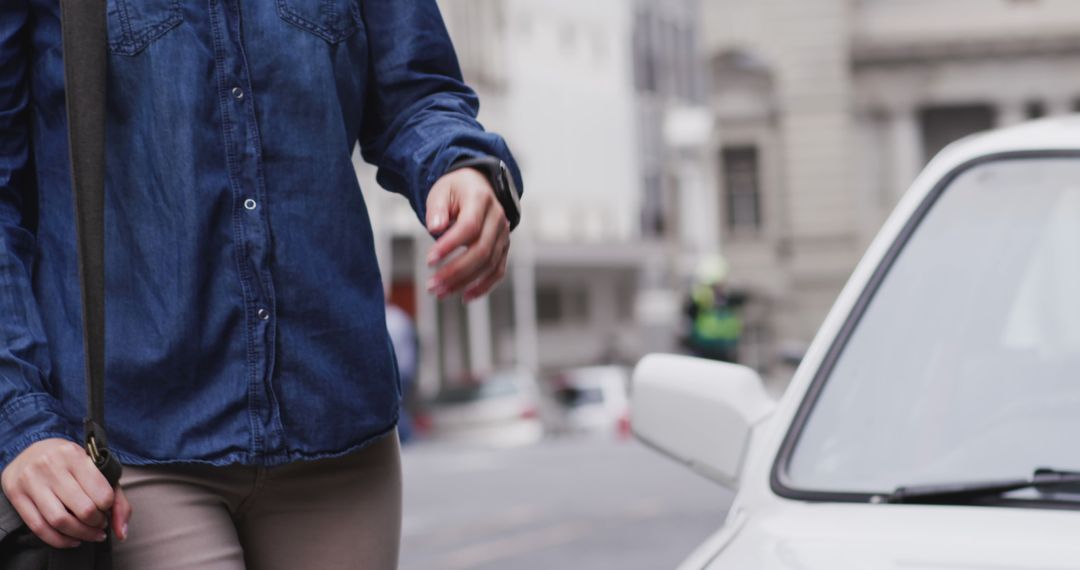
[0,0,521,469]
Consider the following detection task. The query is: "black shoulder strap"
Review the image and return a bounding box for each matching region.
[59,0,121,488]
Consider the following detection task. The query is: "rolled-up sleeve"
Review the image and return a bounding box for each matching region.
[0,0,79,472]
[357,0,523,224]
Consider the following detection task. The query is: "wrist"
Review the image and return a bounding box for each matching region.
[446,156,521,230]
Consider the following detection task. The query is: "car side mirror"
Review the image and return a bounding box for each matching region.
[631,354,775,489]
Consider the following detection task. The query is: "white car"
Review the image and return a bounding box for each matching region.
[632,117,1080,569]
[551,365,631,438]
[426,369,544,447]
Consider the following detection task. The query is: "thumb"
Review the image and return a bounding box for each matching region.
[111,488,132,542]
[425,178,453,235]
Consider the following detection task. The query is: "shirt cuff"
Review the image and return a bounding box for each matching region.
[0,394,80,472]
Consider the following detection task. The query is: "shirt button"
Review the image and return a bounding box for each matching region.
[257,308,271,321]
[244,198,257,210]
[231,86,245,100]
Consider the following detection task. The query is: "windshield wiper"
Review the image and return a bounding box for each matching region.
[882,468,1080,505]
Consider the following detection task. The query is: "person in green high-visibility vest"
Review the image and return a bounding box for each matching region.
[683,256,746,363]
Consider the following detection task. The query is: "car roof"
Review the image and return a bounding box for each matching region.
[902,115,1080,210]
[934,115,1080,166]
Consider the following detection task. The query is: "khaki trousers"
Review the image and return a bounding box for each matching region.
[113,431,401,570]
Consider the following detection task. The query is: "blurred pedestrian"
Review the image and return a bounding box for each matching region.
[0,1,521,568]
[683,256,746,363]
[386,303,419,444]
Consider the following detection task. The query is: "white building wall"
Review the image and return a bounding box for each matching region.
[503,0,641,245]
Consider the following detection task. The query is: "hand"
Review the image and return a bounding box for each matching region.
[1,438,132,548]
[425,167,511,302]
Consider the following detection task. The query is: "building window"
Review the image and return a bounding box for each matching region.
[674,20,700,103]
[443,0,506,91]
[536,283,589,326]
[616,276,638,322]
[536,286,562,324]
[633,9,657,93]
[559,23,577,54]
[1025,101,1046,120]
[632,1,702,103]
[641,173,666,238]
[721,146,762,233]
[919,104,994,163]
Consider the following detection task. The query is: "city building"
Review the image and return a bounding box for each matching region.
[703,0,1080,371]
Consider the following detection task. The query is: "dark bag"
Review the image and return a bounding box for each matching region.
[0,0,122,567]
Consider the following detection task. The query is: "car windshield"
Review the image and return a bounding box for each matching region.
[557,386,606,408]
[784,157,1080,496]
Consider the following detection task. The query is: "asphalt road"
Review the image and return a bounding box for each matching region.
[400,437,733,570]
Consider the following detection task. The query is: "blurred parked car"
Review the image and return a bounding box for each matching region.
[633,118,1080,568]
[551,365,631,439]
[426,369,543,447]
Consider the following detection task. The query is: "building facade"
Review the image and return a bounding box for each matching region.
[703,0,1080,371]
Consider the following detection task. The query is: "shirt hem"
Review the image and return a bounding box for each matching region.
[111,414,399,468]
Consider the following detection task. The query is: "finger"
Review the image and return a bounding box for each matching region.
[449,216,508,297]
[53,471,106,529]
[425,178,454,237]
[428,197,488,268]
[464,240,510,302]
[70,453,116,514]
[10,493,80,549]
[427,200,490,286]
[29,485,107,543]
[463,230,509,298]
[434,209,506,296]
[112,488,132,542]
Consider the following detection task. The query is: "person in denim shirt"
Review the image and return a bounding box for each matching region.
[0,0,521,567]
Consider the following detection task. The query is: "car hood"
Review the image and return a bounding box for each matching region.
[703,502,1080,569]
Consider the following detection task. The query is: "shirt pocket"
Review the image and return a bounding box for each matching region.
[107,0,184,56]
[276,0,362,44]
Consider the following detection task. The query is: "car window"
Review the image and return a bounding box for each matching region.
[783,157,1080,494]
[557,386,606,408]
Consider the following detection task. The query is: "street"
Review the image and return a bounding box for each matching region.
[400,437,733,570]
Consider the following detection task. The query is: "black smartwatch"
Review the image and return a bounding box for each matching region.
[446,156,521,231]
